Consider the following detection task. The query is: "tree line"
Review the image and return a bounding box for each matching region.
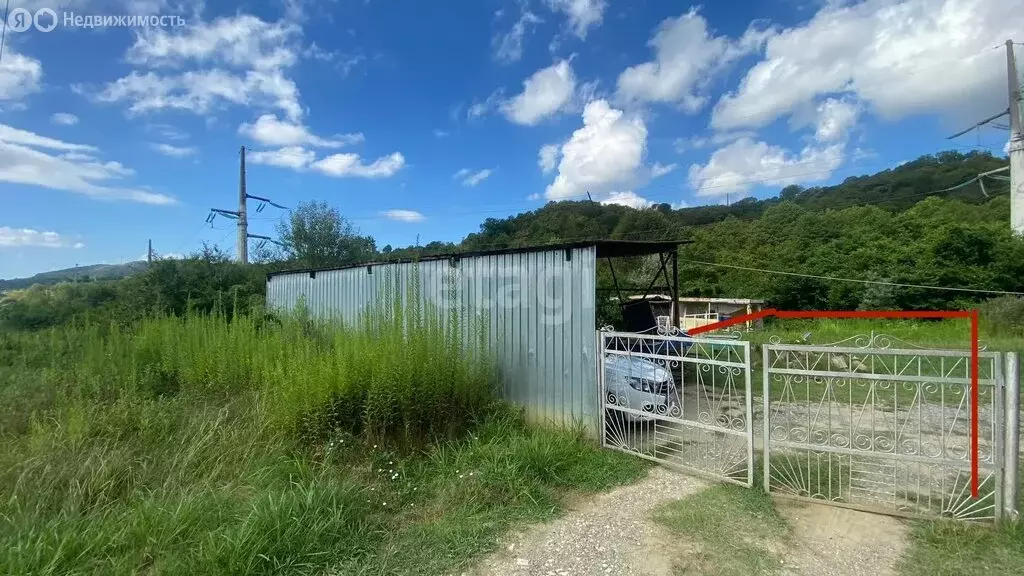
[1,149,1021,331]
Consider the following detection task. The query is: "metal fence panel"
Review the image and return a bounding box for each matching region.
[763,336,1004,521]
[599,329,754,487]
[266,247,598,430]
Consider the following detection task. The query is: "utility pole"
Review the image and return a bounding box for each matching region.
[147,239,152,263]
[238,146,249,264]
[207,145,289,262]
[1006,40,1024,236]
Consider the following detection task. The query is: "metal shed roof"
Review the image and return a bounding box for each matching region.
[266,239,690,279]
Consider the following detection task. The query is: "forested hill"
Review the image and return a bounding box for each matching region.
[0,261,147,291]
[447,150,1007,252]
[382,149,1021,313]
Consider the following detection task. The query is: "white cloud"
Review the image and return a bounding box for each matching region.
[311,152,405,178]
[674,131,758,153]
[494,8,543,63]
[467,90,506,120]
[145,123,189,141]
[383,209,425,222]
[249,146,317,169]
[813,98,861,143]
[0,124,173,204]
[88,14,306,121]
[50,113,79,126]
[0,124,95,152]
[651,162,677,178]
[545,0,605,39]
[456,168,492,187]
[545,99,647,201]
[687,137,845,198]
[616,8,771,112]
[501,60,576,125]
[711,0,1022,131]
[0,51,42,101]
[600,191,652,209]
[0,227,83,249]
[151,143,197,157]
[126,15,301,71]
[238,114,363,148]
[538,143,559,174]
[434,129,450,138]
[89,69,303,122]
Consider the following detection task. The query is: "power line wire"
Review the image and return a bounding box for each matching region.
[0,0,11,64]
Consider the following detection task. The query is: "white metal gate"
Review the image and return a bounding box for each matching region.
[599,328,754,486]
[763,334,1005,521]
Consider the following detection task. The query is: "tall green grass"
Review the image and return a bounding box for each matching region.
[0,288,645,575]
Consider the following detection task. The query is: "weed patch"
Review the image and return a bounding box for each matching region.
[654,485,790,576]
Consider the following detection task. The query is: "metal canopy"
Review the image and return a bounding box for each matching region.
[266,240,690,279]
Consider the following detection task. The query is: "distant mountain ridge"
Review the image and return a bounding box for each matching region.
[0,262,148,291]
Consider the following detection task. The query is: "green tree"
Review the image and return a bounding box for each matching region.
[276,201,376,269]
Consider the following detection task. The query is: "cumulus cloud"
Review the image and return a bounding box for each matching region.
[545,0,605,39]
[813,98,861,143]
[687,137,845,198]
[538,144,559,174]
[0,51,42,102]
[616,8,771,112]
[310,152,405,178]
[711,0,1021,131]
[544,99,647,201]
[0,124,173,204]
[501,60,577,125]
[651,162,677,178]
[248,146,404,178]
[85,15,306,121]
[248,146,316,169]
[600,191,652,209]
[239,114,363,148]
[383,209,425,222]
[0,227,83,249]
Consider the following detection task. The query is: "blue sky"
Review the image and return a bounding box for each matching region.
[0,0,1018,278]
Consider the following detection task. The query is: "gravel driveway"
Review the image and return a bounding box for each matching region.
[465,466,706,576]
[464,465,910,576]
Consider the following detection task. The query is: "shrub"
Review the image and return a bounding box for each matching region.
[979,296,1024,336]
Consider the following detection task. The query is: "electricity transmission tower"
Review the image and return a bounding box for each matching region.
[948,40,1023,235]
[1007,40,1024,236]
[207,146,289,263]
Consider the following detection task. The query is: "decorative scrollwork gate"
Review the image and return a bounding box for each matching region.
[763,333,1005,521]
[599,327,754,486]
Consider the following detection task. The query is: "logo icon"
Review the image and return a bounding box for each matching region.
[34,8,57,32]
[7,7,32,32]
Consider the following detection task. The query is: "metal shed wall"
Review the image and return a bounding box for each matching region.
[266,246,598,430]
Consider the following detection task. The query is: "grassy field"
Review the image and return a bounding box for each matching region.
[0,310,647,575]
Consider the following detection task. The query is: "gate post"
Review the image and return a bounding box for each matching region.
[597,329,607,448]
[1005,352,1020,521]
[762,344,771,493]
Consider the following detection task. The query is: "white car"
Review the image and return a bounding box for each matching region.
[603,353,680,421]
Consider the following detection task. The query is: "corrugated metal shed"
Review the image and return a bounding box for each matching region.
[267,245,598,429]
[266,241,685,431]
